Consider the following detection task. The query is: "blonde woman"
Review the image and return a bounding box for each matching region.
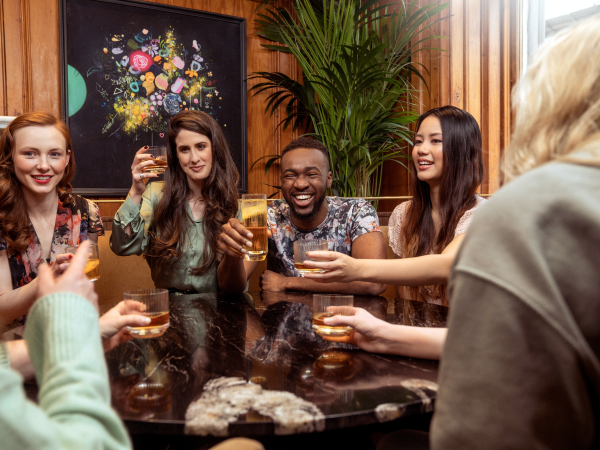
[430,15,600,449]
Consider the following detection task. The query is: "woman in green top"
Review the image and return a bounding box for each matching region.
[110,111,245,293]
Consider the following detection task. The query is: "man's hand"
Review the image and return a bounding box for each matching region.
[99,301,151,352]
[260,270,288,292]
[36,241,98,310]
[302,251,362,283]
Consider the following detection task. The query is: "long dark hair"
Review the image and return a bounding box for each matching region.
[401,106,483,301]
[0,112,75,253]
[146,111,239,275]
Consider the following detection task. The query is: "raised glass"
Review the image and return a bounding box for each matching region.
[293,239,328,276]
[142,146,168,174]
[312,294,354,337]
[65,243,100,281]
[241,194,267,261]
[124,288,170,339]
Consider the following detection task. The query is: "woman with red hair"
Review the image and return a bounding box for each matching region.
[0,112,103,326]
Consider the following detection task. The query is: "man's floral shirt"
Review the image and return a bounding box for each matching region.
[266,197,381,276]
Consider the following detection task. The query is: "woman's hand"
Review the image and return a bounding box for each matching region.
[130,145,159,199]
[99,300,151,352]
[36,241,98,310]
[301,251,362,283]
[218,218,272,259]
[321,306,394,354]
[51,252,74,276]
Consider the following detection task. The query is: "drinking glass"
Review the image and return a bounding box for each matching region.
[124,288,170,339]
[128,382,172,413]
[312,294,354,337]
[312,350,355,380]
[65,243,100,281]
[241,194,267,261]
[293,239,328,276]
[142,146,168,174]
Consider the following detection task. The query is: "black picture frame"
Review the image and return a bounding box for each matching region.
[59,0,247,196]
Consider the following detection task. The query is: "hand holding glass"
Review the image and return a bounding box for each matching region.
[241,194,268,261]
[66,243,100,281]
[312,294,354,337]
[294,239,328,276]
[124,289,170,339]
[142,146,168,174]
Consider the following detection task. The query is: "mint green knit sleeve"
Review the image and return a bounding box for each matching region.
[0,293,131,450]
[0,340,9,368]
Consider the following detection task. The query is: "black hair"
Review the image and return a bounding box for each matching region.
[281,137,330,166]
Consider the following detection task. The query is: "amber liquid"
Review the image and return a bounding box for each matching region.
[127,311,170,338]
[242,199,268,261]
[312,312,352,337]
[128,383,172,413]
[142,158,168,174]
[313,351,354,380]
[244,226,268,261]
[85,259,100,281]
[294,262,325,274]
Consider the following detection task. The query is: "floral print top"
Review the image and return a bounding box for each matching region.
[0,192,104,290]
[266,197,382,276]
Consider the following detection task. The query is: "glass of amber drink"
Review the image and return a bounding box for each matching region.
[124,289,170,339]
[142,146,168,174]
[66,243,100,281]
[241,194,268,261]
[312,294,354,337]
[293,239,328,276]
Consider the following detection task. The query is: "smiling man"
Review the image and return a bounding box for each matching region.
[261,137,387,295]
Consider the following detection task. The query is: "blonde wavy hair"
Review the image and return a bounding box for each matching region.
[504,14,600,182]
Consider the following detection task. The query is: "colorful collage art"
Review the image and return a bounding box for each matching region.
[69,26,222,139]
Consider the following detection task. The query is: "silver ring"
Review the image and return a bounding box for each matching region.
[140,173,144,179]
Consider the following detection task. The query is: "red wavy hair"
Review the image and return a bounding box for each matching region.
[0,112,76,253]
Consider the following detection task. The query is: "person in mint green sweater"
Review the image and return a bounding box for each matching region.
[0,242,137,449]
[0,241,266,450]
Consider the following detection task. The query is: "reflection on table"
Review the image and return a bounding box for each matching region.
[106,291,447,436]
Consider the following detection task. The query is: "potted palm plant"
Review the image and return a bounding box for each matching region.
[250,0,448,200]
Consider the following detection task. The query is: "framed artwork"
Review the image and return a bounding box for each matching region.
[60,0,247,196]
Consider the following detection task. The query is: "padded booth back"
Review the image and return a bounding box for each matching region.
[95,231,155,306]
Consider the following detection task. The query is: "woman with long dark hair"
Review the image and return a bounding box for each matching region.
[298,106,485,359]
[110,110,247,293]
[389,105,485,304]
[0,112,103,326]
[304,106,485,305]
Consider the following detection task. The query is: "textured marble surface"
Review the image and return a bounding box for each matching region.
[105,291,447,436]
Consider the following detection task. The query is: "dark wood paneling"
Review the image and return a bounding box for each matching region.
[379,0,521,213]
[1,0,520,216]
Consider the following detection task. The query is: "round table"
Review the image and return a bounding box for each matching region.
[106,291,447,439]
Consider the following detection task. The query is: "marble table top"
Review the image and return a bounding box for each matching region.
[106,291,447,437]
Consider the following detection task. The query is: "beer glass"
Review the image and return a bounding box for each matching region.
[124,288,170,339]
[142,146,168,173]
[65,243,100,281]
[312,294,354,337]
[293,239,328,275]
[241,194,267,261]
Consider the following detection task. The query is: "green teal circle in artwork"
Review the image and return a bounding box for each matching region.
[68,65,86,117]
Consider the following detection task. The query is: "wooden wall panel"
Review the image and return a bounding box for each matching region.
[379,0,521,213]
[1,0,520,215]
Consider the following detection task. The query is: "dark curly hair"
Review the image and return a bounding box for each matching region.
[281,137,330,166]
